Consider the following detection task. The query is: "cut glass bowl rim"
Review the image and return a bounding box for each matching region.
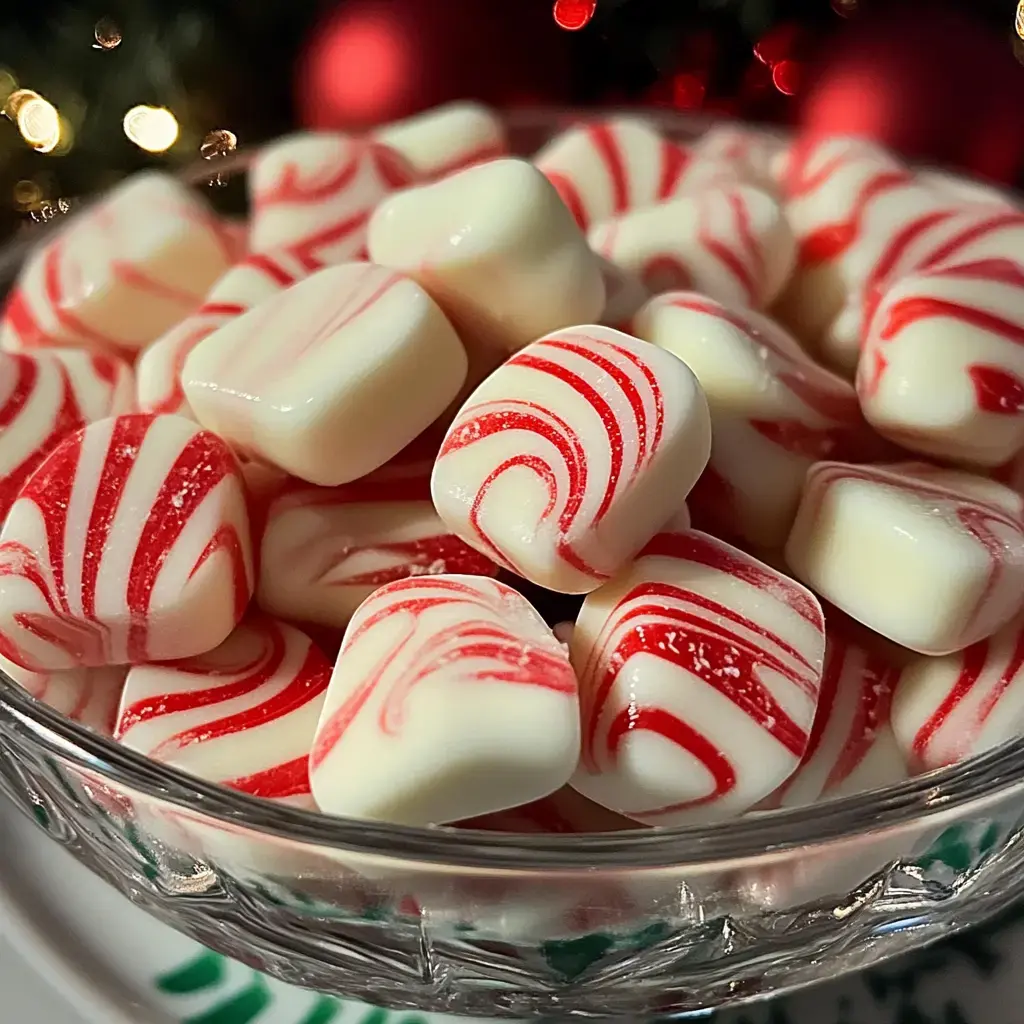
[0,106,1021,875]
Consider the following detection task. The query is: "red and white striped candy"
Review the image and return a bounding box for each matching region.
[534,118,693,230]
[885,460,1024,518]
[0,173,235,355]
[184,262,468,486]
[858,258,1024,467]
[248,132,414,268]
[773,136,957,365]
[373,101,508,180]
[0,413,253,671]
[458,786,639,833]
[115,618,329,806]
[589,184,795,310]
[632,292,879,548]
[692,124,784,195]
[136,248,323,418]
[0,349,133,522]
[0,653,125,735]
[431,326,711,594]
[310,575,579,825]
[768,617,906,808]
[367,158,605,359]
[785,461,1024,655]
[891,613,1024,773]
[258,442,499,629]
[571,529,826,824]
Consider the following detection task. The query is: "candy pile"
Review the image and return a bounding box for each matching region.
[1,102,1023,835]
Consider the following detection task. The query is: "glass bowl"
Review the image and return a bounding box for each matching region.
[1,110,1023,1022]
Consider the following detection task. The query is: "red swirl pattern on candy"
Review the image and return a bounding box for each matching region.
[0,413,253,672]
[534,118,693,230]
[248,134,415,268]
[0,349,133,522]
[589,184,796,310]
[137,248,324,418]
[115,618,328,805]
[892,614,1024,773]
[633,292,882,547]
[0,653,126,736]
[571,529,825,824]
[432,325,711,594]
[859,258,1024,466]
[785,461,1024,656]
[258,432,499,629]
[767,616,905,808]
[310,575,579,825]
[1,174,235,356]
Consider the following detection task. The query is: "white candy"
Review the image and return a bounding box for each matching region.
[0,349,134,521]
[1,173,234,355]
[116,618,329,806]
[858,258,1024,466]
[431,325,711,594]
[768,617,906,808]
[0,413,253,671]
[785,461,1024,655]
[258,447,499,629]
[0,654,125,735]
[534,117,692,229]
[632,292,878,548]
[137,248,321,418]
[248,132,414,266]
[373,102,507,179]
[367,158,605,358]
[184,262,468,486]
[891,613,1024,772]
[310,575,579,826]
[571,529,825,824]
[589,185,795,310]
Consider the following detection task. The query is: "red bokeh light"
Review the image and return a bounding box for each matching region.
[553,0,596,31]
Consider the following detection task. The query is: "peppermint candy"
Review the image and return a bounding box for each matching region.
[1,173,234,355]
[373,101,508,180]
[258,455,499,630]
[891,613,1024,772]
[248,132,414,267]
[859,258,1024,466]
[116,617,329,806]
[310,575,579,825]
[534,118,693,229]
[786,461,1024,655]
[184,262,468,486]
[0,653,126,735]
[590,184,796,310]
[769,616,906,808]
[432,325,711,594]
[0,349,133,521]
[0,413,253,671]
[137,248,323,418]
[571,529,826,824]
[633,291,879,548]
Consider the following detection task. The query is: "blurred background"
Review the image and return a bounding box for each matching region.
[0,0,1021,239]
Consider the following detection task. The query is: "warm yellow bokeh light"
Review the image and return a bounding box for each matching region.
[16,95,61,153]
[123,105,179,153]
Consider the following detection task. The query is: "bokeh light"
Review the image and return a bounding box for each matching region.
[15,93,61,153]
[123,105,179,153]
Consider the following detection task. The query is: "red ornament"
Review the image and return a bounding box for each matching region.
[553,0,596,31]
[799,3,1024,183]
[297,0,572,131]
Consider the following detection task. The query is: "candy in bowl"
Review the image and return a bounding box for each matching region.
[0,107,1024,1021]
